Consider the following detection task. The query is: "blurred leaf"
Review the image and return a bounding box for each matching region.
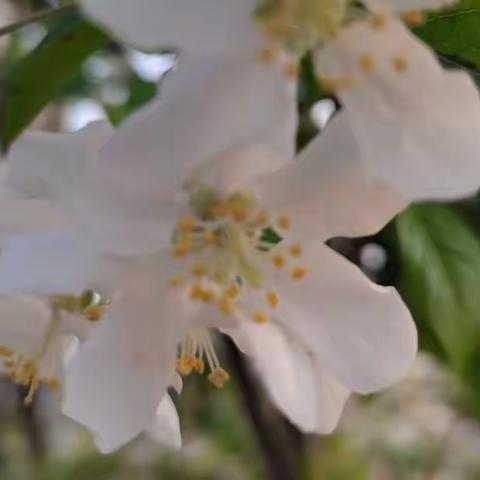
[106,75,157,126]
[1,16,107,149]
[415,0,480,70]
[395,203,480,416]
[396,204,480,368]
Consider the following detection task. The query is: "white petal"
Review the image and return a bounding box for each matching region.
[365,0,457,14]
[0,232,97,295]
[0,296,51,354]
[80,0,260,53]
[7,120,113,202]
[146,395,182,449]
[253,113,408,241]
[63,262,190,452]
[226,322,350,433]
[261,242,417,393]
[98,55,296,202]
[320,19,480,201]
[7,121,174,256]
[0,187,66,233]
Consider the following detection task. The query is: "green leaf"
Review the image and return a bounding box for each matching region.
[396,204,480,370]
[106,75,158,126]
[415,0,480,70]
[1,16,107,150]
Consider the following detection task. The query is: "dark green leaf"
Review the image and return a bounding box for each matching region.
[396,204,480,369]
[415,0,480,70]
[1,16,107,150]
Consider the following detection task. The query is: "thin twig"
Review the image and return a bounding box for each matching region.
[224,337,302,480]
[0,4,77,37]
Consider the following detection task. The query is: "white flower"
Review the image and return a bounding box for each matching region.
[317,14,480,201]
[5,77,415,450]
[0,293,99,404]
[79,0,480,201]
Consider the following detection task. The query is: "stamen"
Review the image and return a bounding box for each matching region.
[208,368,230,388]
[192,263,207,277]
[392,55,408,73]
[190,284,204,301]
[292,267,308,280]
[84,305,105,322]
[177,217,197,232]
[253,310,269,324]
[226,285,241,299]
[272,254,286,269]
[0,346,14,357]
[369,14,387,31]
[289,244,302,257]
[277,215,291,230]
[318,75,355,93]
[359,54,375,73]
[400,10,425,26]
[266,291,280,309]
[201,289,215,304]
[219,297,236,316]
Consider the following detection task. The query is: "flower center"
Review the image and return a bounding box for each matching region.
[255,0,349,54]
[0,291,107,404]
[169,185,309,386]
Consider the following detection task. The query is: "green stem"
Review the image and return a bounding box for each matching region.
[0,4,77,37]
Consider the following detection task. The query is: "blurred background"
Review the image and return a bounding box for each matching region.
[3,0,480,478]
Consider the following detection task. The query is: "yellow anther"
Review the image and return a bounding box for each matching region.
[292,267,308,280]
[219,297,236,316]
[192,263,207,277]
[0,346,14,357]
[264,22,290,40]
[204,230,219,246]
[176,357,194,376]
[266,291,280,309]
[177,216,197,232]
[44,378,60,392]
[259,46,278,64]
[226,285,241,299]
[359,54,375,73]
[3,359,15,368]
[168,274,185,287]
[25,376,39,405]
[229,201,248,222]
[400,10,425,26]
[173,241,192,259]
[283,61,299,79]
[318,75,355,93]
[253,310,269,324]
[255,211,270,226]
[392,55,408,73]
[289,244,302,258]
[193,358,205,374]
[208,367,230,388]
[201,289,215,304]
[84,305,105,322]
[369,13,387,30]
[277,215,291,230]
[211,203,228,219]
[190,284,204,301]
[272,254,286,269]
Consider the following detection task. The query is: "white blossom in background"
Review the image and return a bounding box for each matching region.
[79,0,480,201]
[318,16,480,200]
[3,49,415,452]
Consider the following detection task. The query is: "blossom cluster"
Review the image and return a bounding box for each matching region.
[0,0,479,452]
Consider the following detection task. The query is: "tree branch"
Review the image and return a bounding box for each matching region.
[0,4,77,37]
[224,337,302,480]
